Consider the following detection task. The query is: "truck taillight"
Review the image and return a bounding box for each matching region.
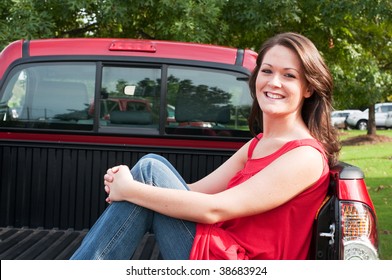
[341,202,379,259]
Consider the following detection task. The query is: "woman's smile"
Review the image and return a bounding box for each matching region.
[264,91,285,100]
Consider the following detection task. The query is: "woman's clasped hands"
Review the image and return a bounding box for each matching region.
[104,165,134,204]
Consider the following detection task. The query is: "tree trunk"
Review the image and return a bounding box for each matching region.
[367,104,377,135]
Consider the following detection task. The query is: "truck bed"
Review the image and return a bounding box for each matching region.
[0,142,229,261]
[0,227,160,260]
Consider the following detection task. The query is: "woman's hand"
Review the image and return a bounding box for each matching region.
[104,165,133,203]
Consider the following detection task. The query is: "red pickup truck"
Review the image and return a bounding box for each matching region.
[0,38,378,260]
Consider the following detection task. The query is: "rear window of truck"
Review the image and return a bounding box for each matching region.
[0,62,252,138]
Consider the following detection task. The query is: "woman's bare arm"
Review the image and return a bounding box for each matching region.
[186,140,251,194]
[105,145,324,224]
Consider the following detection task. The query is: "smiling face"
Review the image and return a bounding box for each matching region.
[255,45,311,119]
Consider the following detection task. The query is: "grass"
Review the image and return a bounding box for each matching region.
[338,129,392,260]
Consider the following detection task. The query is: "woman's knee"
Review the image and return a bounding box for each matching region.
[131,154,169,184]
[136,154,176,175]
[132,154,188,190]
[140,153,169,165]
[137,154,167,170]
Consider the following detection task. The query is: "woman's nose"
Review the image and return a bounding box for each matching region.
[268,74,282,88]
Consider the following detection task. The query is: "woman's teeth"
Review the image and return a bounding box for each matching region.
[265,92,284,99]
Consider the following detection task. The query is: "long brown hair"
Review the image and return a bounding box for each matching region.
[248,32,340,166]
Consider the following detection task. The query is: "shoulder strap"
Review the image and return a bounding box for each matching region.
[248,133,263,158]
[247,135,328,164]
[279,139,328,163]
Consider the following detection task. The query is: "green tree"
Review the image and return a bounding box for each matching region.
[0,0,228,46]
[318,0,392,134]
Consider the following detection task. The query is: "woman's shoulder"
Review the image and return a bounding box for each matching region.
[285,138,326,158]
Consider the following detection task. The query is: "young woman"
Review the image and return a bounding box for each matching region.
[70,32,340,260]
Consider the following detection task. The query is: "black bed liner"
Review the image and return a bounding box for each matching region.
[0,227,160,260]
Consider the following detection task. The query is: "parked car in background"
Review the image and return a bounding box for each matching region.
[386,111,392,128]
[331,110,361,129]
[345,102,392,130]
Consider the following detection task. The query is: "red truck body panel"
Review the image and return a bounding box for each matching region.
[0,38,257,80]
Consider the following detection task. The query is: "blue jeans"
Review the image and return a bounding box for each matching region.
[70,154,196,260]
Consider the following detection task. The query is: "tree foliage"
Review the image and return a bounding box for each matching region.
[1,0,391,134]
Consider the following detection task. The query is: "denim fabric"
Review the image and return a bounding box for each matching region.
[70,154,196,260]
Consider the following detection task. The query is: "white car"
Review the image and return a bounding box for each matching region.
[386,112,392,128]
[331,110,361,129]
[345,103,392,130]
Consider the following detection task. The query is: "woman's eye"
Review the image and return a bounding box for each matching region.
[261,69,272,74]
[285,73,296,78]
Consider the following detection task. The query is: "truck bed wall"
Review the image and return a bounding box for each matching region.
[0,140,232,231]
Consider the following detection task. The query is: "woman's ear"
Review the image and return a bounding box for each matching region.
[304,86,313,98]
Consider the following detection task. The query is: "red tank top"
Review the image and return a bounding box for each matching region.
[189,134,329,260]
